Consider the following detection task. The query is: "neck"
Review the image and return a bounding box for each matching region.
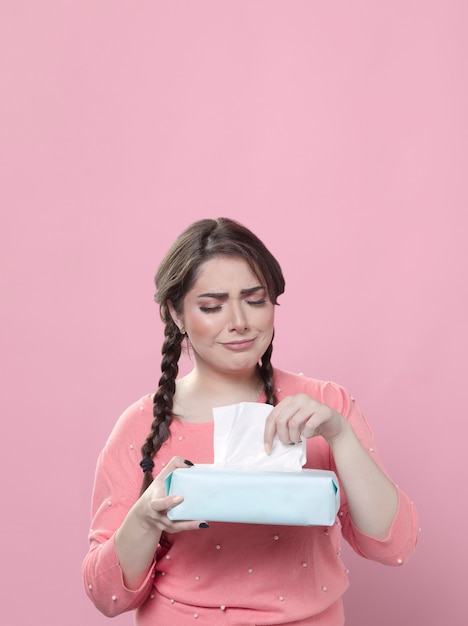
[181,366,263,402]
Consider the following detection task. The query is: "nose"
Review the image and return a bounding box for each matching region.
[228,301,248,332]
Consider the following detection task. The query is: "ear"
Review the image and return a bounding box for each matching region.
[167,300,185,332]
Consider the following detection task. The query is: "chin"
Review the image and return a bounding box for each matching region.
[228,358,262,373]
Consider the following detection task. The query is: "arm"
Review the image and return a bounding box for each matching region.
[81,442,154,618]
[264,392,397,538]
[264,378,419,564]
[82,428,207,617]
[114,456,206,590]
[326,386,419,564]
[325,417,398,538]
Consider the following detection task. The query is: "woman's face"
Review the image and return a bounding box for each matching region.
[169,256,275,377]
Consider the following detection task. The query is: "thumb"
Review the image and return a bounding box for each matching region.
[151,494,184,513]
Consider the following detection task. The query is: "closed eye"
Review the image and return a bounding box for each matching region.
[246,298,267,305]
[199,305,223,313]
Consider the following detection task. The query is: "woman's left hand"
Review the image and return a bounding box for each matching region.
[264,393,346,453]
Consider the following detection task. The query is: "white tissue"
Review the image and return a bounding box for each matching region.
[212,402,306,471]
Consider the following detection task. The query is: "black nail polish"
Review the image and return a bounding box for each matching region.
[199,522,210,529]
[184,459,194,466]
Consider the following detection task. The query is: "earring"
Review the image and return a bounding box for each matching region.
[180,326,186,335]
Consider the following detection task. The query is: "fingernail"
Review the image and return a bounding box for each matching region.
[199,522,210,529]
[184,459,194,466]
[172,495,183,504]
[264,443,271,455]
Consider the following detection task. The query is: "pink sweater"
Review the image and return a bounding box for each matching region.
[82,369,418,625]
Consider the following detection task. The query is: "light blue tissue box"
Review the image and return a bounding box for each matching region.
[165,465,340,526]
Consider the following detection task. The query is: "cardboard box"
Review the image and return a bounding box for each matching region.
[165,465,340,526]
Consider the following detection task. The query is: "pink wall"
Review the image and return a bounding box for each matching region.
[1,2,466,624]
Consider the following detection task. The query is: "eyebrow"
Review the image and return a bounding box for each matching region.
[197,285,265,298]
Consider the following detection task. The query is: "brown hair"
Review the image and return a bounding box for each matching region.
[139,218,285,494]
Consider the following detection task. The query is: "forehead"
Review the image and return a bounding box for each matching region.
[191,257,262,291]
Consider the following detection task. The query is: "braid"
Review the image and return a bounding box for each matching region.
[259,340,277,406]
[139,323,183,495]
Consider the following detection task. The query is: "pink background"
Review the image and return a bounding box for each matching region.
[1,2,466,624]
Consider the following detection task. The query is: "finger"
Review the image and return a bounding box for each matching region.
[265,409,296,448]
[303,407,344,441]
[264,411,278,454]
[287,417,305,443]
[264,397,301,450]
[167,520,211,533]
[274,401,305,444]
[148,494,211,532]
[275,414,295,444]
[286,405,319,442]
[155,455,194,480]
[150,494,185,513]
[301,417,321,439]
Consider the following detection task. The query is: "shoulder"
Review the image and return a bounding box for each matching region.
[105,393,154,450]
[273,368,352,413]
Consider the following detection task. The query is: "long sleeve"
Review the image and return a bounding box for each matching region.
[81,396,157,617]
[321,380,420,566]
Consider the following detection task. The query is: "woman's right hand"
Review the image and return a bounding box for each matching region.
[115,456,208,590]
[135,455,208,534]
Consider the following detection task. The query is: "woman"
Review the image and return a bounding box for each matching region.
[82,217,418,625]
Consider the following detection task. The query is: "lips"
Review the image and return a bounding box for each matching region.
[222,338,256,351]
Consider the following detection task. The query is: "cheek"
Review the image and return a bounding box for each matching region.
[259,307,275,330]
[187,312,220,337]
[254,308,275,346]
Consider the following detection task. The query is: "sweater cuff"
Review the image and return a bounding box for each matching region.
[348,489,419,566]
[84,536,156,617]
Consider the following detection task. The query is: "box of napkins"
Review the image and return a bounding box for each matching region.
[166,465,340,526]
[165,402,340,526]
